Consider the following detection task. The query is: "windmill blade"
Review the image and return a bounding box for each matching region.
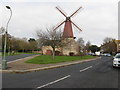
[56,6,67,17]
[70,7,82,18]
[71,20,82,31]
[53,20,65,31]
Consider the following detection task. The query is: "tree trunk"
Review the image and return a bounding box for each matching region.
[52,47,55,60]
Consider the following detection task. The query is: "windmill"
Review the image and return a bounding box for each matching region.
[53,6,82,39]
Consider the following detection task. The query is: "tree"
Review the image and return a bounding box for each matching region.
[9,37,30,53]
[2,33,12,53]
[0,27,5,51]
[101,40,117,54]
[18,39,28,52]
[0,35,2,49]
[85,41,91,52]
[2,33,38,53]
[101,37,116,54]
[77,37,85,55]
[89,45,100,53]
[10,37,19,52]
[28,38,38,51]
[103,37,114,43]
[77,37,85,50]
[0,27,5,34]
[36,27,66,59]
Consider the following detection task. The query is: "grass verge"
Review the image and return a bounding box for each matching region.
[26,55,97,64]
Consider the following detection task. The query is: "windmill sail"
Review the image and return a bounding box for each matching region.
[54,6,82,38]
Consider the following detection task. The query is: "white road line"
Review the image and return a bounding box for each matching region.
[80,66,93,72]
[36,75,71,89]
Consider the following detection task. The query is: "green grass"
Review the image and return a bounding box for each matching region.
[26,55,97,64]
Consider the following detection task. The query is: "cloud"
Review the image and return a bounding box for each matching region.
[2,0,119,3]
[1,1,118,46]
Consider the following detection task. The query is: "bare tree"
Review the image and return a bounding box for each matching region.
[77,37,85,51]
[0,35,2,49]
[101,39,116,54]
[103,37,114,43]
[0,27,5,49]
[0,27,5,34]
[36,27,71,59]
[85,41,91,52]
[36,27,64,59]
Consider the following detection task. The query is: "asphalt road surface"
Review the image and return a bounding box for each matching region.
[2,56,120,89]
[6,54,37,62]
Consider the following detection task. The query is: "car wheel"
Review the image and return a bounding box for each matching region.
[113,66,116,68]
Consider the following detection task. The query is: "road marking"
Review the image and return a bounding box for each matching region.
[80,66,92,72]
[36,75,71,89]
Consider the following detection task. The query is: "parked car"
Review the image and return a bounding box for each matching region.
[95,52,100,56]
[105,53,111,56]
[113,53,120,67]
[89,53,96,56]
[103,53,111,57]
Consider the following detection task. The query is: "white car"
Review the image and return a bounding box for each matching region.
[113,54,120,67]
[103,53,111,56]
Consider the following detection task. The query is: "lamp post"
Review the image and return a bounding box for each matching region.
[2,6,12,70]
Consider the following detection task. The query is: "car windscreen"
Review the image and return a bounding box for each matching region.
[115,55,120,58]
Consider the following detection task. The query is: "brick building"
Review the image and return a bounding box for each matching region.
[42,38,80,56]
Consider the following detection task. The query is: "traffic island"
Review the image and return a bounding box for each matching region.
[1,55,101,73]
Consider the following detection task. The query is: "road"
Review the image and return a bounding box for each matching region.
[2,56,120,89]
[6,54,38,62]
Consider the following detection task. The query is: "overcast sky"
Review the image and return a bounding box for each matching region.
[1,0,119,46]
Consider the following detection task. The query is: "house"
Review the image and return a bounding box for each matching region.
[114,40,120,52]
[42,38,80,56]
[101,39,119,54]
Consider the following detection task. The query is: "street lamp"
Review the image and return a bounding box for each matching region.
[2,6,12,70]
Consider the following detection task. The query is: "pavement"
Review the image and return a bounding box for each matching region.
[1,55,100,73]
[0,54,39,69]
[2,56,119,89]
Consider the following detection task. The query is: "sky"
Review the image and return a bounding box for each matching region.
[1,0,119,46]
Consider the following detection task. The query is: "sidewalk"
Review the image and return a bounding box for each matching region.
[1,55,100,73]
